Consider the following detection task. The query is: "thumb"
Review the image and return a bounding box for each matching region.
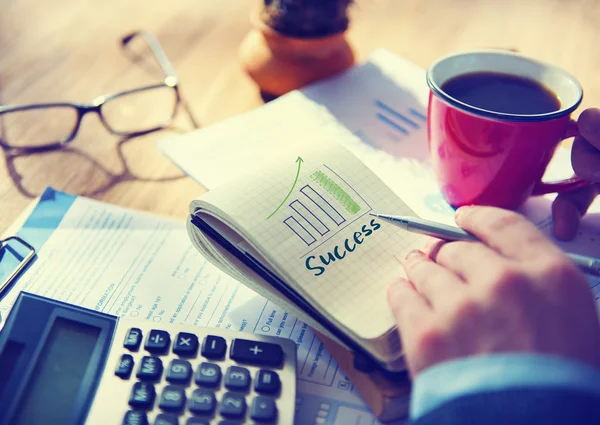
[572,137,600,182]
[552,183,600,241]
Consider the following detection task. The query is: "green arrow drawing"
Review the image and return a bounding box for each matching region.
[267,156,304,220]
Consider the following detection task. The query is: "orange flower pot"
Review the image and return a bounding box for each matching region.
[239,12,356,98]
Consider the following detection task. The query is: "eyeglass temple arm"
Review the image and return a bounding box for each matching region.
[121,30,200,130]
[122,31,179,81]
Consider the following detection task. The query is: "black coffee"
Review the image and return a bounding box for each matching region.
[441,72,561,115]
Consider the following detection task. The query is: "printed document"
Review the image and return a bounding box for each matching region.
[0,188,387,425]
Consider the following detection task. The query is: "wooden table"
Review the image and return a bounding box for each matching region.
[1,0,599,232]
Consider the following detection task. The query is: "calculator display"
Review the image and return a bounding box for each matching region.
[12,317,101,425]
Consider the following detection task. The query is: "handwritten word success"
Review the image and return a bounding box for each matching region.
[304,219,381,276]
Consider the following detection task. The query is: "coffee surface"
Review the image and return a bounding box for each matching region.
[441,72,561,115]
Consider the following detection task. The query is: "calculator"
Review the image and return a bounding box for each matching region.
[0,292,297,425]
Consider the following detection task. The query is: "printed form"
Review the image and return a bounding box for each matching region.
[0,188,386,425]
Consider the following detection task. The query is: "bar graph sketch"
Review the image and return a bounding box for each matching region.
[283,216,317,246]
[283,165,372,247]
[309,171,361,215]
[289,199,330,236]
[300,186,345,226]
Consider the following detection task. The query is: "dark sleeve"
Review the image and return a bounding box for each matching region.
[411,388,600,425]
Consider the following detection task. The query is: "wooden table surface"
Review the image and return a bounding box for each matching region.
[1,0,599,232]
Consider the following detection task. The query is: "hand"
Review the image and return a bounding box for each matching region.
[553,108,600,241]
[388,206,600,378]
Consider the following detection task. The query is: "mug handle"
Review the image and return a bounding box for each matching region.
[532,119,591,195]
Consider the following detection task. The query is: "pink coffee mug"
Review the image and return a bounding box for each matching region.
[426,50,589,210]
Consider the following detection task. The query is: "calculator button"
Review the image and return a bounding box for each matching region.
[115,354,135,379]
[128,382,156,408]
[251,396,277,422]
[166,359,192,383]
[123,410,148,425]
[219,392,246,418]
[188,388,216,414]
[254,370,280,394]
[225,366,250,391]
[124,328,143,351]
[159,385,186,412]
[137,356,163,381]
[145,330,171,354]
[186,418,209,425]
[230,339,283,367]
[194,362,221,387]
[154,413,179,425]
[201,335,226,359]
[173,332,199,357]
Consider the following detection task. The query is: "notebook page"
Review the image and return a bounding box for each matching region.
[193,137,427,341]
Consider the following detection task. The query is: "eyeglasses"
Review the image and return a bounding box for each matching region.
[0,30,199,153]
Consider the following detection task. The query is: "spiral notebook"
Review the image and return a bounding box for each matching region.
[186,135,428,372]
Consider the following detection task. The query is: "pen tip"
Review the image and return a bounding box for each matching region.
[369,213,379,218]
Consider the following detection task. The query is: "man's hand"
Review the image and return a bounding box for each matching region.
[553,108,600,241]
[388,206,600,378]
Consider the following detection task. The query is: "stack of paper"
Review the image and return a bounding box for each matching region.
[0,187,387,425]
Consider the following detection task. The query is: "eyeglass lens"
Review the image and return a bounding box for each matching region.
[100,85,178,134]
[0,107,79,149]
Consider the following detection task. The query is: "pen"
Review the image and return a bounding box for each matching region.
[370,213,600,277]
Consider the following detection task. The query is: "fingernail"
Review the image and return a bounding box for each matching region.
[405,249,423,260]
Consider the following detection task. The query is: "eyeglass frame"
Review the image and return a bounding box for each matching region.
[0,30,199,153]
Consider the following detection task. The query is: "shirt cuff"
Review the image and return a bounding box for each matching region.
[410,353,600,420]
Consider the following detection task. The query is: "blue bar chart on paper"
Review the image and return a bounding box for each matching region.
[375,100,425,137]
[354,99,426,145]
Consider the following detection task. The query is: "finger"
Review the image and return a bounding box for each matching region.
[387,278,433,329]
[552,183,600,241]
[401,249,466,307]
[552,195,582,241]
[455,206,563,261]
[387,279,436,377]
[422,238,446,259]
[578,108,600,151]
[572,137,600,182]
[433,240,508,283]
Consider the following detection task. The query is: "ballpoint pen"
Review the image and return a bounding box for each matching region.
[370,213,600,277]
